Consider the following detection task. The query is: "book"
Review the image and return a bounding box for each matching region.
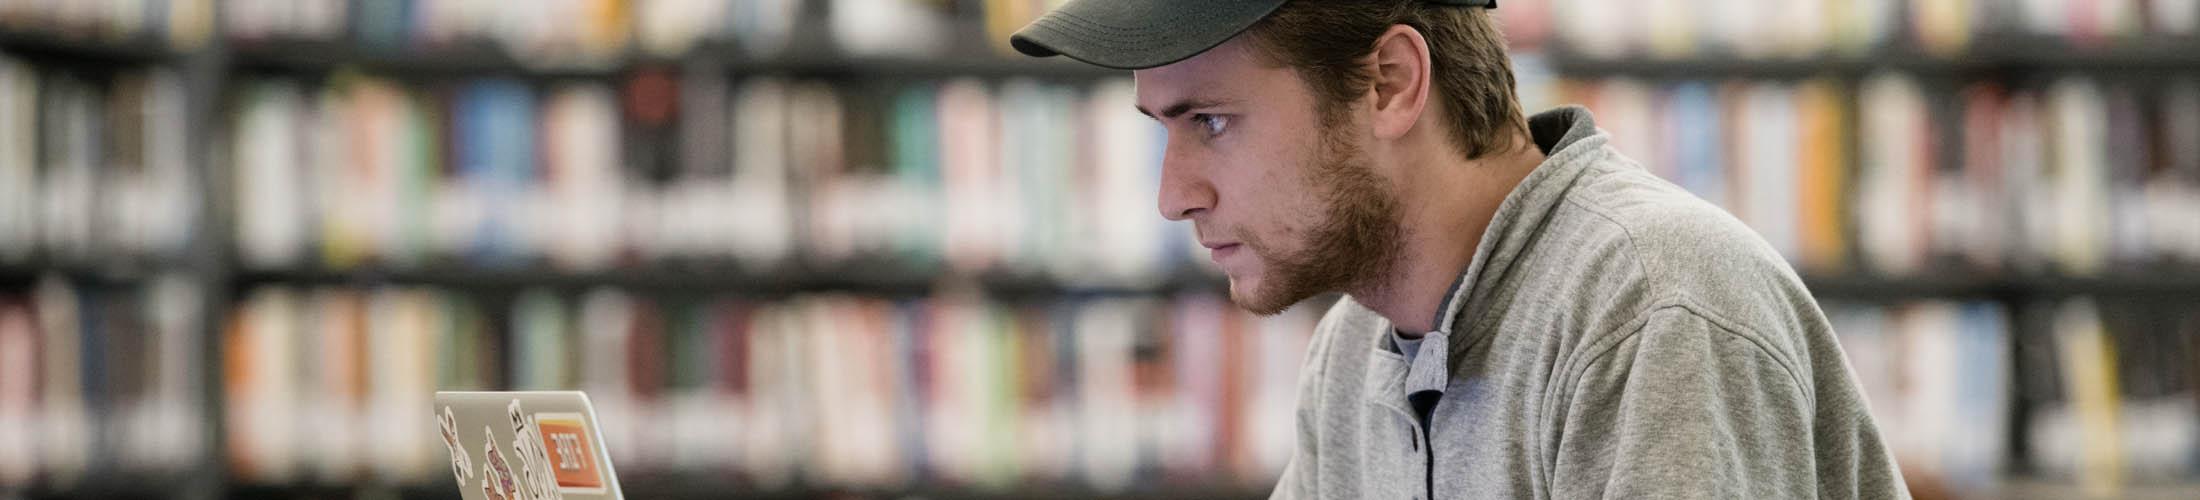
[727,78,796,268]
[1071,298,1141,492]
[0,295,35,484]
[1909,0,1974,56]
[1957,83,2010,271]
[635,0,725,57]
[225,286,301,484]
[832,0,947,57]
[2157,80,2200,263]
[1794,80,1849,274]
[303,286,364,482]
[1661,82,1724,206]
[938,79,1002,273]
[1855,73,1932,275]
[541,83,624,270]
[0,0,212,48]
[36,71,100,266]
[365,287,442,483]
[1734,81,1800,263]
[0,56,34,263]
[234,79,311,269]
[2045,77,2112,275]
[2102,84,2151,267]
[448,79,537,264]
[726,0,799,57]
[2053,298,2125,497]
[124,276,204,473]
[2155,0,2200,34]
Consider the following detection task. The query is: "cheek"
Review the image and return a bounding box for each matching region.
[1218,161,1323,247]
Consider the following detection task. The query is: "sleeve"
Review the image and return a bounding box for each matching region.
[1549,306,1907,500]
[1269,302,1347,500]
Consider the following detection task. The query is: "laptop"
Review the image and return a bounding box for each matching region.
[434,391,626,500]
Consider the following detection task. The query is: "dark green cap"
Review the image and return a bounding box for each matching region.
[1010,0,1497,70]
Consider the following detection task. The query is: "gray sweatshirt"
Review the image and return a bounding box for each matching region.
[1270,107,1910,499]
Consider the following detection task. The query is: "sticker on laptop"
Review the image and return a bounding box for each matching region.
[483,428,518,500]
[507,401,551,499]
[532,411,607,494]
[438,406,474,490]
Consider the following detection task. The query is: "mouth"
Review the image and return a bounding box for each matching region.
[1204,241,1242,262]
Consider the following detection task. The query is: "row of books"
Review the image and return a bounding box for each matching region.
[0,0,214,50]
[212,0,1550,63]
[216,0,1325,64]
[1943,77,2200,276]
[1553,74,2200,276]
[224,285,1315,491]
[1549,0,2200,58]
[0,56,202,266]
[33,0,2200,65]
[2019,298,2200,497]
[231,73,1193,283]
[0,275,208,489]
[219,0,950,63]
[634,0,801,57]
[223,0,645,66]
[1829,298,2200,497]
[1825,300,2012,495]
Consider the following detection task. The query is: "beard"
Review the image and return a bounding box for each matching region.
[1227,122,1404,315]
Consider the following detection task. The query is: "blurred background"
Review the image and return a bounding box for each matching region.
[0,0,2196,499]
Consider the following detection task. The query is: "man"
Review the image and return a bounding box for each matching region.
[1011,1,1910,499]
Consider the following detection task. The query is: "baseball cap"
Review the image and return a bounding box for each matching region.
[1009,0,1498,70]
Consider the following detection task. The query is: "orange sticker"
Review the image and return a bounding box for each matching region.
[532,413,604,493]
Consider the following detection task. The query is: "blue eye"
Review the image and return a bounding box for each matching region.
[1191,113,1229,137]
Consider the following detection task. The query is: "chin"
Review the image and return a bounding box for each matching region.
[1221,274,1249,300]
[1224,277,1296,317]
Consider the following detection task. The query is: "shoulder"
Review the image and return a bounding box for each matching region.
[1567,161,1789,289]
[1539,155,1823,380]
[1553,157,1812,320]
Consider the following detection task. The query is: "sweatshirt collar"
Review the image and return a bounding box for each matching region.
[1429,106,1612,363]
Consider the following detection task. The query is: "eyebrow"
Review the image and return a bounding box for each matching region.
[1135,97,1234,120]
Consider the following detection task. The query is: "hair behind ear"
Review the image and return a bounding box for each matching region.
[1247,0,1528,160]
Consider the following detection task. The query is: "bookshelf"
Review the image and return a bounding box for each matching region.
[224,40,1117,81]
[227,39,637,78]
[1801,273,2200,300]
[0,30,188,63]
[1537,2,2200,493]
[1548,35,2200,77]
[212,484,1272,500]
[220,266,2200,300]
[3,0,2198,499]
[229,265,1226,297]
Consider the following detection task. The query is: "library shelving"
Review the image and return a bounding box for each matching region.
[6,0,2200,499]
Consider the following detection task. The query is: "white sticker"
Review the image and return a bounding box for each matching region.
[438,407,474,489]
[507,399,564,499]
[483,427,518,500]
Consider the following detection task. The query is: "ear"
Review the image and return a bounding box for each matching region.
[1367,24,1432,141]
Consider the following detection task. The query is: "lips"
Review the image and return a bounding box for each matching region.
[1205,242,1241,262]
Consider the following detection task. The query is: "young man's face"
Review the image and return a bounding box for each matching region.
[1135,35,1404,315]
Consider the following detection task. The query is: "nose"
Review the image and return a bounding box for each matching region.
[1157,138,1215,221]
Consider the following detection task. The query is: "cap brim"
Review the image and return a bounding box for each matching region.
[1009,0,1289,70]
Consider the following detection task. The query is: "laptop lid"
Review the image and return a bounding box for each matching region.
[434,391,625,500]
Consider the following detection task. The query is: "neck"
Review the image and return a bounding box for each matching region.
[1353,133,1544,336]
